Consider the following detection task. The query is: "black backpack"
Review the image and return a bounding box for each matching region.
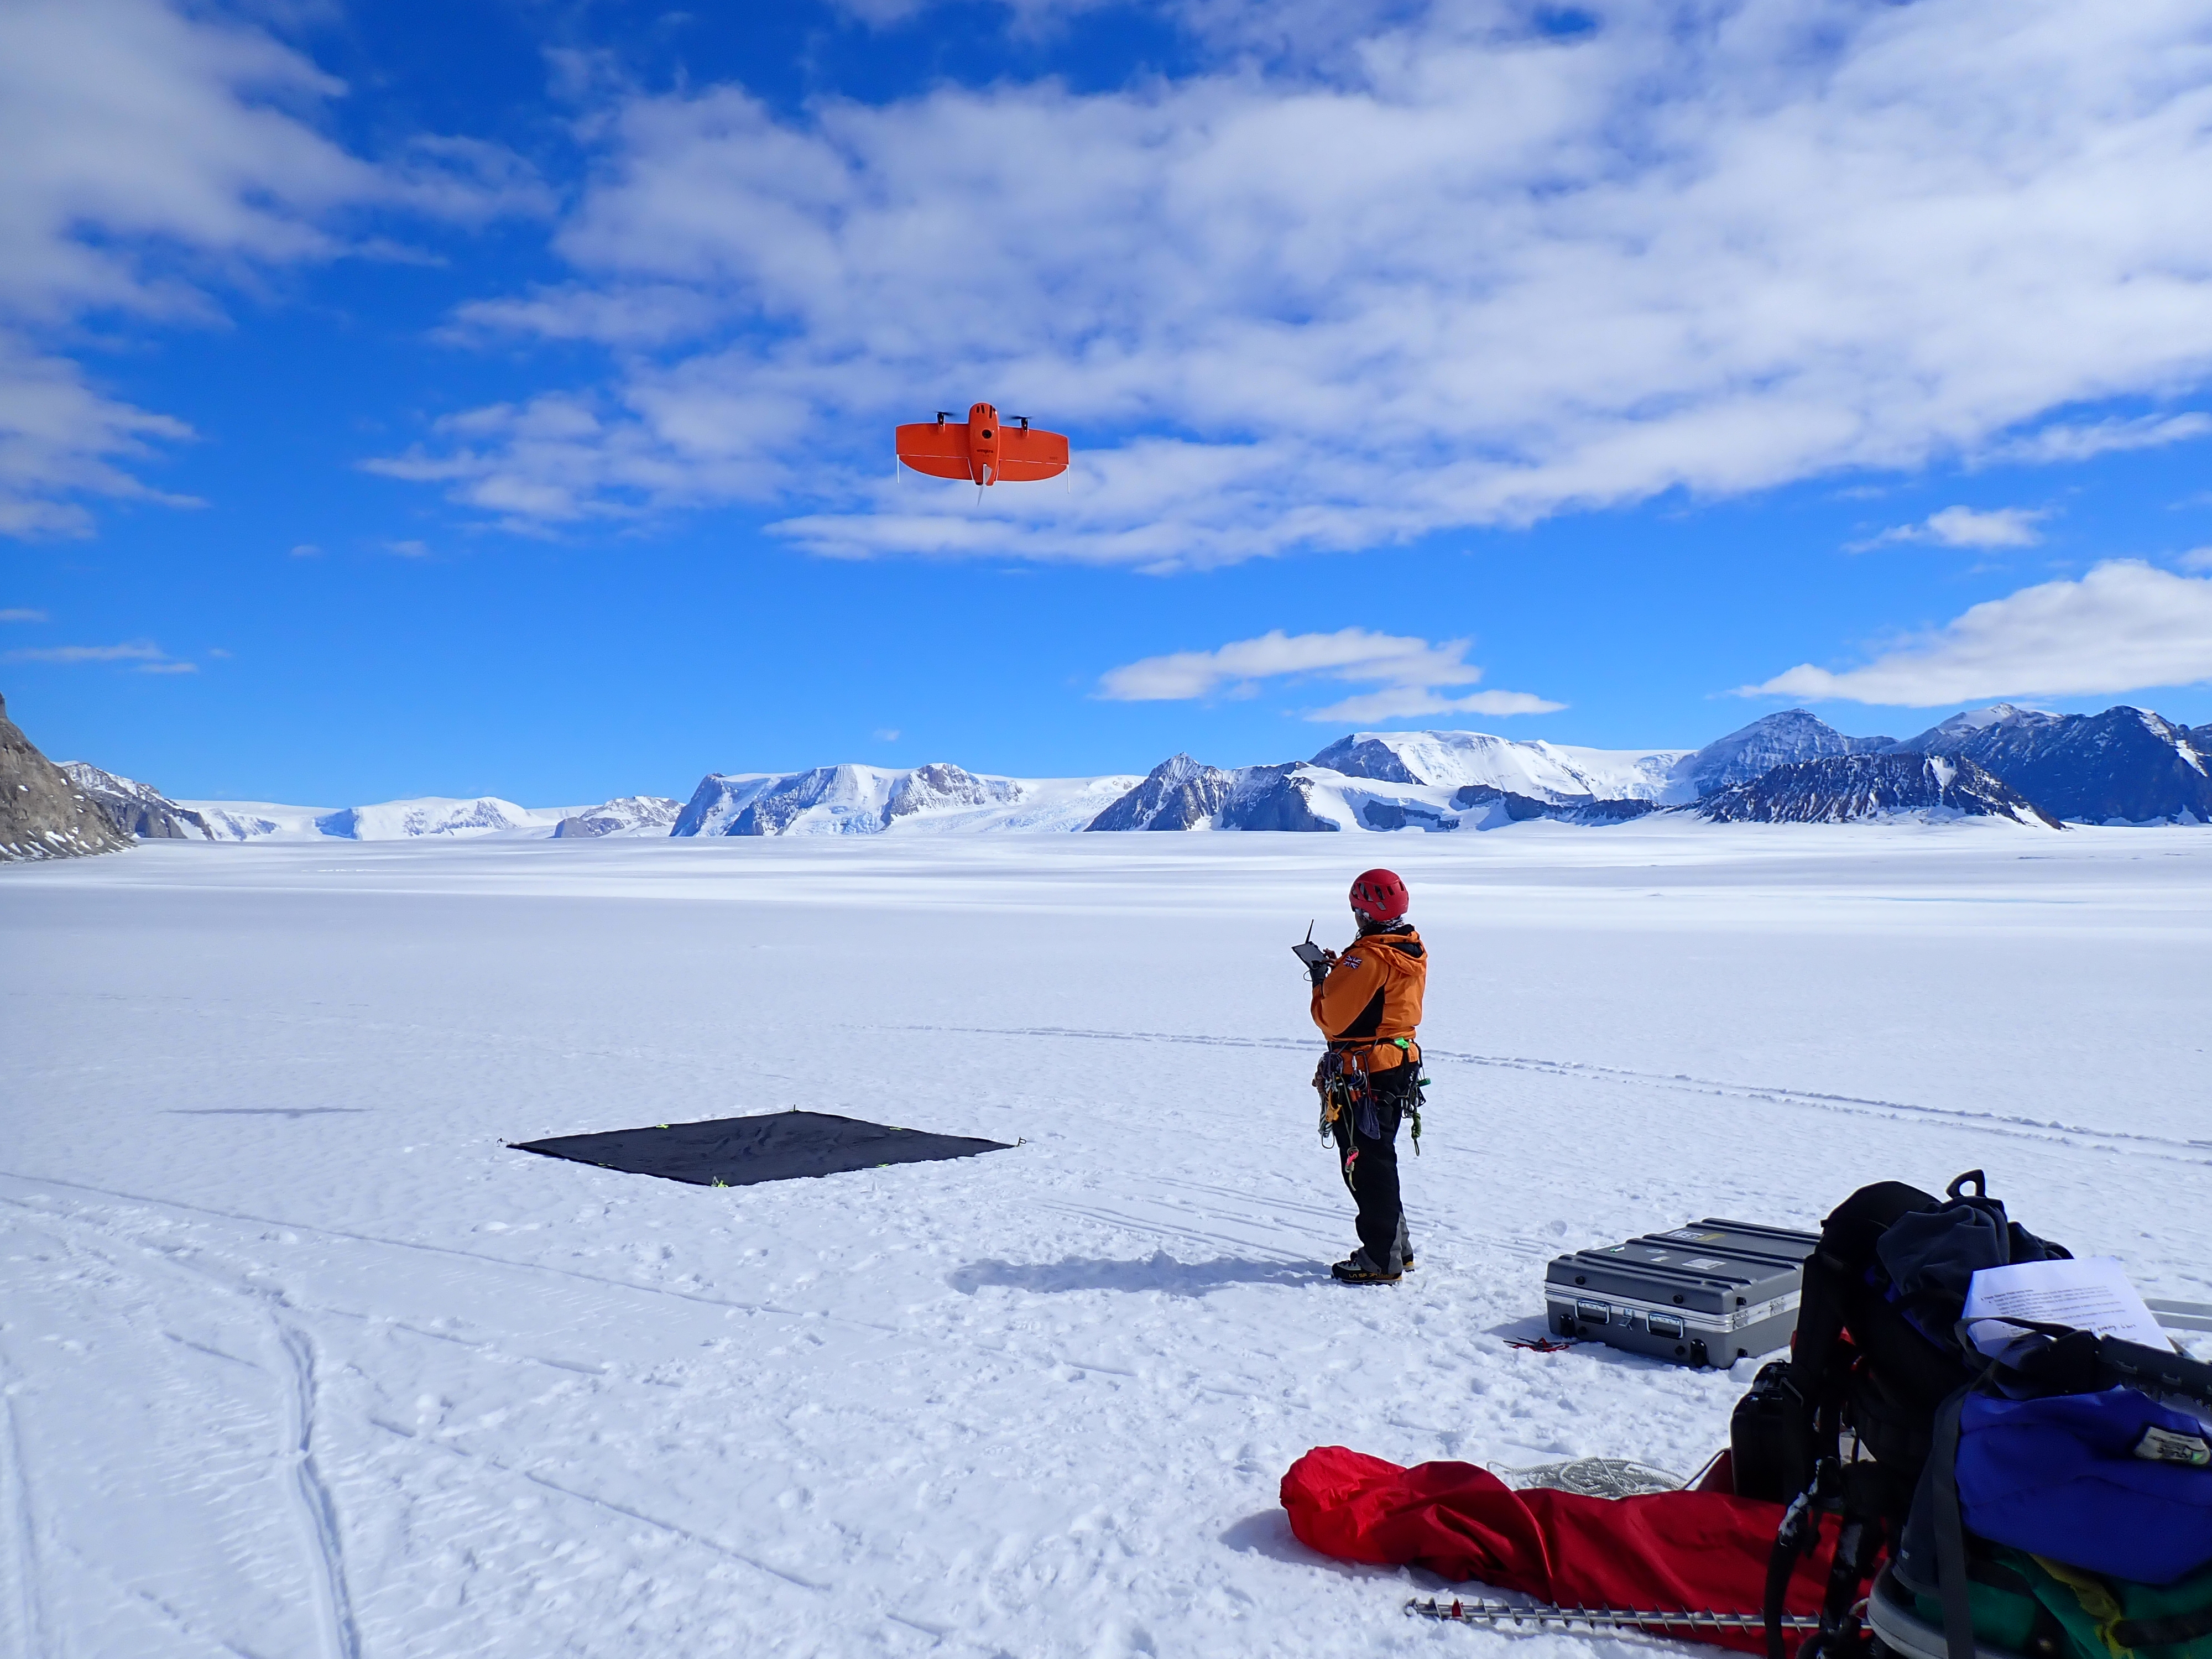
[1736,1171,2069,1659]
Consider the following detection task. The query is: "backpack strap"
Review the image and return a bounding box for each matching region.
[1929,1383,1976,1659]
[1765,1474,1829,1659]
[1944,1170,2013,1267]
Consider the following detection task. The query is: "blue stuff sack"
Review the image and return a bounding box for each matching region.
[1959,1387,2212,1584]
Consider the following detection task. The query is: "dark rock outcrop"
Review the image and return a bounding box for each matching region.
[1691,753,2059,827]
[1556,796,1661,825]
[0,694,132,860]
[1446,783,1656,827]
[1449,783,1555,823]
[1361,799,1453,831]
[554,796,683,838]
[1217,765,1340,831]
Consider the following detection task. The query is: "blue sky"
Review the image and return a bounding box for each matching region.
[5,0,2211,806]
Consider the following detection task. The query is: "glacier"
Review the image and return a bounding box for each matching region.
[4,827,2208,1657]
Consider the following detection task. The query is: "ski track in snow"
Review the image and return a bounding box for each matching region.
[277,1323,361,1659]
[901,1023,2212,1164]
[0,1340,47,1659]
[3,828,2210,1657]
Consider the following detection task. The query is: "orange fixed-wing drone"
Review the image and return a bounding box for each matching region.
[895,403,1069,486]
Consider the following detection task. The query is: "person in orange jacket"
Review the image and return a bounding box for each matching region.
[1307,868,1428,1284]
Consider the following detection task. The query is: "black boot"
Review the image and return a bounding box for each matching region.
[1331,1248,1402,1285]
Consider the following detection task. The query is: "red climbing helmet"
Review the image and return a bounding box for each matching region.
[1348,868,1409,924]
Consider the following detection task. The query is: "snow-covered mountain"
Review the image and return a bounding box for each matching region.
[1083,754,1660,833]
[314,797,578,839]
[1893,703,2052,753]
[172,796,587,841]
[1897,705,2211,825]
[554,796,684,838]
[1674,710,1895,799]
[1083,729,1687,833]
[671,764,1141,837]
[1311,730,1687,803]
[58,762,211,840]
[1689,753,2059,827]
[1083,755,1237,831]
[1084,758,1348,832]
[175,800,333,841]
[84,706,2212,849]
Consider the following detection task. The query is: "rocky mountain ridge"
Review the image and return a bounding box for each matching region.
[671,763,1136,837]
[1895,704,2211,823]
[0,695,131,860]
[59,761,212,840]
[554,797,684,838]
[1691,753,2060,828]
[1674,708,1897,796]
[23,702,2211,855]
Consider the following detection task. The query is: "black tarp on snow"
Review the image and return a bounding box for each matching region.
[510,1110,1014,1187]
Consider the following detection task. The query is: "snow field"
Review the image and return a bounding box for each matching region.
[3,822,2209,1658]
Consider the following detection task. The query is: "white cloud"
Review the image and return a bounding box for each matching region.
[825,0,1405,62]
[1307,685,1567,723]
[385,539,432,558]
[1100,629,1478,700]
[874,727,901,742]
[1098,627,1562,721]
[4,638,171,665]
[361,380,797,527]
[0,0,544,539]
[0,339,205,536]
[134,660,199,674]
[2180,547,2212,572]
[0,607,49,623]
[1984,413,2212,466]
[391,2,2212,566]
[1744,561,2212,707]
[288,544,321,557]
[1857,505,2051,551]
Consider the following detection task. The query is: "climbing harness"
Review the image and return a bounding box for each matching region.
[1313,1049,1373,1190]
[1395,1036,1427,1152]
[1314,1042,1428,1188]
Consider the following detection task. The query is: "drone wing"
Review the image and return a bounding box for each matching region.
[895,421,975,481]
[997,425,1070,482]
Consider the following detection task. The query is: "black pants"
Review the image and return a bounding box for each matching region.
[1332,1074,1414,1269]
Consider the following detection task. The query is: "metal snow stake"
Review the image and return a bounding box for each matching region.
[1406,1596,1821,1636]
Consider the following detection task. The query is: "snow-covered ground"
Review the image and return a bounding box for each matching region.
[4,822,2209,1658]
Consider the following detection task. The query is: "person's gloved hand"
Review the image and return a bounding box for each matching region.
[1307,949,1336,987]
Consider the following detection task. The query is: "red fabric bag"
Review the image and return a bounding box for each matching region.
[1280,1447,1840,1653]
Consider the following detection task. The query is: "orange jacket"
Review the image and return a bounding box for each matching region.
[1310,925,1427,1072]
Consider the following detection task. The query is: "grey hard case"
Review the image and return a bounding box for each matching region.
[1543,1219,1822,1369]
